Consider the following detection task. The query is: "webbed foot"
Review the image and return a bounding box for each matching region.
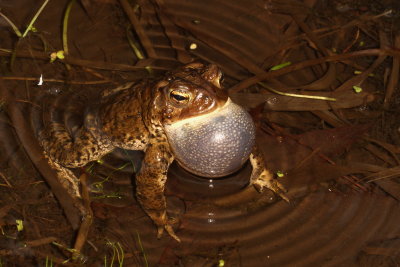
[157,223,181,242]
[251,169,289,203]
[151,211,181,242]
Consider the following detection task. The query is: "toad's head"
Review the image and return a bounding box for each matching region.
[157,63,256,178]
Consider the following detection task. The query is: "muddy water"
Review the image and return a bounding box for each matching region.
[83,142,400,266]
[1,0,400,266]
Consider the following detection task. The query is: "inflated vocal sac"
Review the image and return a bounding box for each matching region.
[165,98,255,178]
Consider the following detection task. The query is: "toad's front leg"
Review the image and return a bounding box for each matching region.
[135,142,180,241]
[249,145,289,202]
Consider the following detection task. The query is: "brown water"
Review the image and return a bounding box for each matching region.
[1,0,400,265]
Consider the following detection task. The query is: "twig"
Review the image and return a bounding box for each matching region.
[72,173,93,261]
[229,49,391,93]
[26,237,58,247]
[269,124,369,192]
[119,0,157,58]
[364,137,400,165]
[291,14,330,56]
[364,136,400,165]
[152,0,193,63]
[1,76,111,85]
[162,7,264,75]
[0,48,163,71]
[0,171,12,187]
[334,30,389,92]
[33,250,72,265]
[342,28,360,53]
[383,34,400,109]
[277,10,393,61]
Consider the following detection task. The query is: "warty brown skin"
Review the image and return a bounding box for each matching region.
[39,63,287,242]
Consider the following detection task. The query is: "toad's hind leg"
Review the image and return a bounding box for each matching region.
[39,122,112,168]
[39,122,112,198]
[39,123,108,262]
[249,145,289,202]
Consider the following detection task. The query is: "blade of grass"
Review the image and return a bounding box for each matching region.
[109,242,116,267]
[0,11,22,37]
[136,230,148,267]
[21,0,50,38]
[119,0,157,58]
[9,39,21,71]
[126,26,153,74]
[115,242,124,267]
[63,0,76,55]
[259,82,337,101]
[269,62,292,71]
[1,0,49,71]
[126,26,144,60]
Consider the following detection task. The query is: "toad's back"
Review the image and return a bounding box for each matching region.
[93,81,152,151]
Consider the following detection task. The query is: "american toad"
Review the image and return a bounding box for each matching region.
[39,63,287,242]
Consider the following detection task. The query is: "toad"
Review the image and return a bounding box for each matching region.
[39,63,287,242]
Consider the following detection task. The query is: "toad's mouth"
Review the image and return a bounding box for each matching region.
[164,98,255,178]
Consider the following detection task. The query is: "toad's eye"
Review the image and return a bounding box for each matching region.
[170,90,190,103]
[219,71,224,84]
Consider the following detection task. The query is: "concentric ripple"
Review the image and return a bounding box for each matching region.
[3,73,400,266]
[1,0,400,265]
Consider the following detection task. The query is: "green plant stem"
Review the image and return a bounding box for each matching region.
[116,242,124,267]
[259,82,337,101]
[22,0,50,38]
[0,11,22,37]
[126,27,144,60]
[9,39,21,70]
[136,231,148,267]
[63,0,76,55]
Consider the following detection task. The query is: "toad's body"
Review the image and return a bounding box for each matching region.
[39,63,286,241]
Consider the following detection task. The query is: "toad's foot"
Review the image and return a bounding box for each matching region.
[152,211,181,242]
[249,146,289,202]
[251,169,289,203]
[157,223,181,243]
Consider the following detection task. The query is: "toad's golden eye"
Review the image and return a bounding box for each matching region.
[219,71,224,84]
[170,90,190,103]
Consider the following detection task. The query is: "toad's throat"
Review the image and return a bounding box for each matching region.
[165,98,256,178]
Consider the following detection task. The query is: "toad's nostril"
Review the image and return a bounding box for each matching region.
[164,98,255,178]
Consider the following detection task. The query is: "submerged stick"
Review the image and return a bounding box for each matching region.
[229,49,391,93]
[119,0,157,58]
[72,173,93,262]
[0,48,163,71]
